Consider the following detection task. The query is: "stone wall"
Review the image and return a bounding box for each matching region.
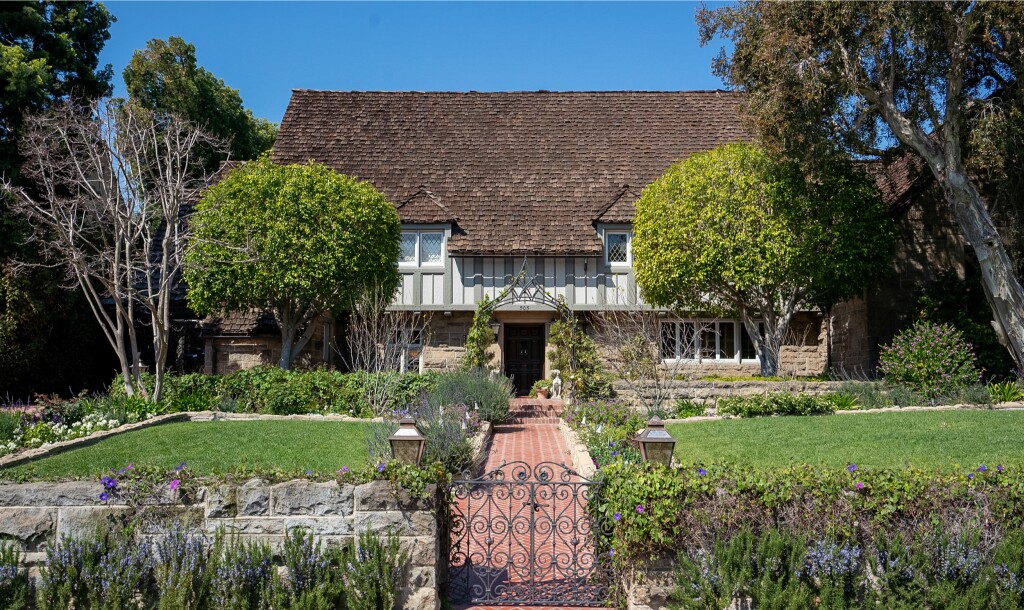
[421,313,472,371]
[614,379,846,410]
[205,330,331,375]
[0,479,441,610]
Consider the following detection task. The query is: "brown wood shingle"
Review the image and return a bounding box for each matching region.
[272,90,749,255]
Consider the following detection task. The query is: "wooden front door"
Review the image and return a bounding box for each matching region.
[504,325,546,397]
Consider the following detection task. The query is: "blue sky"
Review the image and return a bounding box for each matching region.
[100,2,728,124]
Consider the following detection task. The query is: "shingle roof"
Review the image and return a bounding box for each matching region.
[273,90,749,255]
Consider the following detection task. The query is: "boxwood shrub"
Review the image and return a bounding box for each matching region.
[716,392,837,417]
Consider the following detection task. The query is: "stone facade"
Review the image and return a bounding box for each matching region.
[830,184,967,373]
[204,322,332,375]
[0,479,441,610]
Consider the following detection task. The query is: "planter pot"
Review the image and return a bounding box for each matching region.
[537,389,551,399]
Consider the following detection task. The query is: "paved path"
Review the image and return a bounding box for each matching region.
[451,399,611,608]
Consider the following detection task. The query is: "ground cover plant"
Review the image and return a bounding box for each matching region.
[667,410,1024,470]
[1,421,371,479]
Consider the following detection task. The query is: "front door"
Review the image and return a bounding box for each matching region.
[504,324,545,397]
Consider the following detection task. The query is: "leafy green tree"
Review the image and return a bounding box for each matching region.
[633,143,893,376]
[184,158,400,370]
[698,0,1024,373]
[0,1,115,395]
[123,36,276,174]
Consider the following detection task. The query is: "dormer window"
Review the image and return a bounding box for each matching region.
[606,231,632,266]
[399,230,445,268]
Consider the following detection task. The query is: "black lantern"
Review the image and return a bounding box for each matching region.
[389,417,426,466]
[489,320,501,336]
[634,418,676,466]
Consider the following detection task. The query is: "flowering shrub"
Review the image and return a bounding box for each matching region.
[879,320,980,397]
[563,401,646,468]
[0,541,28,610]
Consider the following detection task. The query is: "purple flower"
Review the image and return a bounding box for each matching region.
[169,479,180,491]
[613,512,621,522]
[377,463,386,473]
[337,466,350,474]
[611,451,618,458]
[968,472,975,480]
[848,464,857,473]
[636,504,645,514]
[978,465,987,472]
[305,469,313,476]
[100,476,117,490]
[855,482,865,490]
[174,461,187,472]
[609,549,615,557]
[98,492,109,502]
[997,465,1005,472]
[698,468,707,477]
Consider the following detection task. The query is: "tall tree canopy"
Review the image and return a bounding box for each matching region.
[633,143,893,376]
[123,36,276,174]
[0,1,115,396]
[698,1,1024,372]
[183,159,401,370]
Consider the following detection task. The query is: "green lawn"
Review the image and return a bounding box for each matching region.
[670,410,1024,469]
[1,421,371,479]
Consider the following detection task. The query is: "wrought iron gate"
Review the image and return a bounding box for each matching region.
[446,461,614,606]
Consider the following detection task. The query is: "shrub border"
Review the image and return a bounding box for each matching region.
[663,400,1024,424]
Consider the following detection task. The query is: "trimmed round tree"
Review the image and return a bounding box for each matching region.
[633,143,893,376]
[184,158,400,369]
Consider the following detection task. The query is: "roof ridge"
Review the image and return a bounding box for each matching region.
[290,88,741,95]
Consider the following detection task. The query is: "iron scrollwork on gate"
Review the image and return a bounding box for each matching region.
[447,461,614,606]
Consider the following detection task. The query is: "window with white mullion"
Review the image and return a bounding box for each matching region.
[659,319,759,363]
[399,230,445,269]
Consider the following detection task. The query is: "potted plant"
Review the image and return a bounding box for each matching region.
[530,378,553,399]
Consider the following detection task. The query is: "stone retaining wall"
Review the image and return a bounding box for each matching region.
[0,479,440,610]
[614,379,847,410]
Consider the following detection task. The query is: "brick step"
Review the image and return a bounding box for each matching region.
[502,417,562,425]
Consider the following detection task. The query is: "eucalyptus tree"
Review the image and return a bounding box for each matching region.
[699,0,1024,370]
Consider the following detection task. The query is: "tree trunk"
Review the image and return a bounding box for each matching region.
[941,173,1024,372]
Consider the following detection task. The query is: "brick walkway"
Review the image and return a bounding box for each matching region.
[449,399,611,608]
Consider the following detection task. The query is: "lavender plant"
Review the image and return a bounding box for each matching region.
[80,533,153,610]
[281,528,345,609]
[153,524,210,610]
[343,529,407,610]
[209,533,276,610]
[37,537,88,610]
[0,541,29,610]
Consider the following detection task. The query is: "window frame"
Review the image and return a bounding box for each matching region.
[604,230,632,267]
[659,319,762,364]
[398,229,446,270]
